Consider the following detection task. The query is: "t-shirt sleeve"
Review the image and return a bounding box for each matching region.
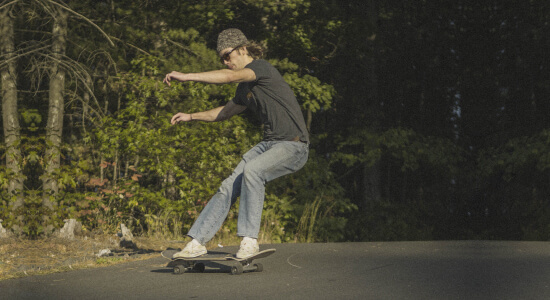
[245,60,272,86]
[233,60,271,106]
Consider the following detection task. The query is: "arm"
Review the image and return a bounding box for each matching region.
[164,68,256,86]
[170,100,247,125]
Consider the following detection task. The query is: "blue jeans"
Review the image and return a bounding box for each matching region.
[187,140,309,244]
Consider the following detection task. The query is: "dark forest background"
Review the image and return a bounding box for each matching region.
[1,0,549,241]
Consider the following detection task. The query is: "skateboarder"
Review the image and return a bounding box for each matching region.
[163,28,309,259]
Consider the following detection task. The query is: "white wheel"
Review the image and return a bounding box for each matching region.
[173,265,185,275]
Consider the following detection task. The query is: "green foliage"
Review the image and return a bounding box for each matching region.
[73,56,260,234]
[20,109,42,132]
[331,127,465,241]
[260,194,297,243]
[346,199,435,241]
[270,58,335,113]
[332,129,381,168]
[20,191,45,237]
[58,24,338,237]
[95,257,125,265]
[478,129,550,180]
[283,73,334,113]
[247,0,315,61]
[0,167,12,192]
[334,127,463,175]
[381,128,464,175]
[4,0,549,242]
[0,167,15,227]
[264,149,356,243]
[473,129,550,239]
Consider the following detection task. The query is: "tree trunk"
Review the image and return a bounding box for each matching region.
[362,0,381,205]
[43,7,68,214]
[0,7,24,211]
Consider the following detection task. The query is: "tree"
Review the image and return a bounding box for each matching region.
[41,2,68,216]
[28,0,114,230]
[0,1,24,222]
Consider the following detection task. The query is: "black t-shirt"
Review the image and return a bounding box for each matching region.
[233,59,309,143]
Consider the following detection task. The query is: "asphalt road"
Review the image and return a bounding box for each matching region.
[1,241,549,299]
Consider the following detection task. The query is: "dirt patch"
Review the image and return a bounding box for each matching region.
[0,235,190,281]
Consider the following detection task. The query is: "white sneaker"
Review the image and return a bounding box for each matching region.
[173,239,207,258]
[236,237,259,259]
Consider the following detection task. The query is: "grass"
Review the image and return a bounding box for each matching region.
[0,235,169,281]
[0,229,278,281]
[0,206,317,281]
[95,257,126,265]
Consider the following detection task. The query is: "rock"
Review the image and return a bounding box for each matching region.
[120,223,134,240]
[57,219,78,239]
[119,224,137,249]
[0,219,11,238]
[97,249,112,257]
[56,219,82,239]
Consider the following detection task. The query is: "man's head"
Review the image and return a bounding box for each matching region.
[217,29,264,69]
[217,28,248,54]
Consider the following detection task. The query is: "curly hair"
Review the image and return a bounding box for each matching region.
[242,41,265,60]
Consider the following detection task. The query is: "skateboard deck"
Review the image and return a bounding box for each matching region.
[161,248,276,275]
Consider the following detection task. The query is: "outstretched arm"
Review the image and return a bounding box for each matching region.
[163,68,256,86]
[170,100,247,124]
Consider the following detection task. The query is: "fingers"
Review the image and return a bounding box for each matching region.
[170,113,181,125]
[170,113,189,125]
[164,71,185,86]
[163,73,172,86]
[163,72,176,86]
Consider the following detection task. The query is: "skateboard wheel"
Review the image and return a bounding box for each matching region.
[173,265,185,275]
[194,263,206,273]
[254,263,263,272]
[230,264,243,275]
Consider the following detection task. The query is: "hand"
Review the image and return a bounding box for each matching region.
[163,71,186,86]
[170,112,192,125]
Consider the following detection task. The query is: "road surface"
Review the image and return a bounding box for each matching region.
[1,241,549,299]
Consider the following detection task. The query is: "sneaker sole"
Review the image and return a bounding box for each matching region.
[173,250,207,259]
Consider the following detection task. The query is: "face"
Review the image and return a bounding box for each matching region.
[220,46,252,70]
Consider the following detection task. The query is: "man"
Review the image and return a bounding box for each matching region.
[164,28,309,259]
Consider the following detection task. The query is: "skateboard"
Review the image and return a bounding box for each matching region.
[161,248,276,275]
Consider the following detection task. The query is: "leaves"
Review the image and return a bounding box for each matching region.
[3,0,550,241]
[283,73,334,113]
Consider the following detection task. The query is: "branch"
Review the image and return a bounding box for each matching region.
[0,44,51,69]
[87,49,118,75]
[37,51,107,120]
[165,38,199,56]
[41,0,115,47]
[0,0,19,11]
[108,35,151,56]
[34,0,55,16]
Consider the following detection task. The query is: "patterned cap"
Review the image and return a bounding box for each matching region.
[217,28,248,53]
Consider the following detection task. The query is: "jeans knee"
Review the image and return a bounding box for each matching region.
[243,164,262,182]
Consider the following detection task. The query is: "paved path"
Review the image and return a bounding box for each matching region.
[1,241,549,299]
